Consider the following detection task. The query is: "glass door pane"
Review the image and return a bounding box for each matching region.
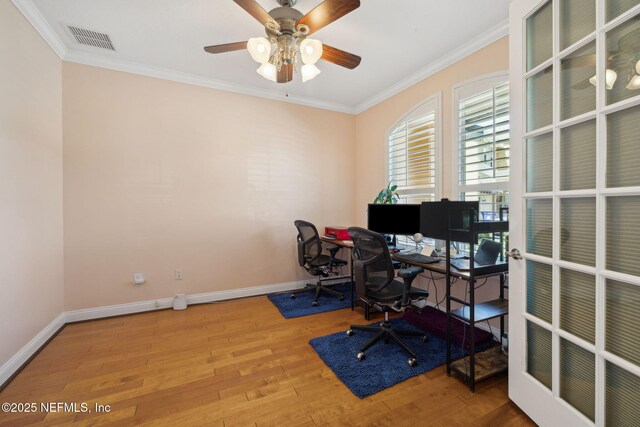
[606,15,640,105]
[527,67,554,131]
[527,199,553,257]
[560,268,595,343]
[527,321,553,390]
[527,133,553,192]
[560,42,596,120]
[606,196,640,276]
[560,0,596,50]
[606,362,640,425]
[606,0,640,22]
[606,279,640,366]
[527,260,553,323]
[560,197,596,266]
[560,120,596,190]
[527,1,553,71]
[607,104,640,188]
[560,339,595,421]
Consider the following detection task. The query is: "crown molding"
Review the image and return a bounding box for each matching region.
[353,20,510,114]
[12,0,67,58]
[62,50,356,114]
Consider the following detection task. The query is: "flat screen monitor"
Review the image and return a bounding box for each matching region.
[420,200,479,240]
[367,204,421,236]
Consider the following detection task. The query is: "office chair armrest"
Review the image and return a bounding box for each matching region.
[326,245,340,257]
[398,266,424,280]
[398,266,424,307]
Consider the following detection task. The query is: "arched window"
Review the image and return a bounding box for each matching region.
[387,94,441,203]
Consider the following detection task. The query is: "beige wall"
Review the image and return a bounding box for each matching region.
[354,37,509,314]
[0,2,63,366]
[62,63,356,310]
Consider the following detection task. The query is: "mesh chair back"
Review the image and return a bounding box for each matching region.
[348,227,395,296]
[294,220,322,267]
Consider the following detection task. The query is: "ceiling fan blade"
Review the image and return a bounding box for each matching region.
[277,64,294,83]
[298,0,360,35]
[232,0,276,27]
[204,41,248,54]
[321,44,361,69]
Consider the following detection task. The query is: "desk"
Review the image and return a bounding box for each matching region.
[391,255,507,279]
[392,253,508,391]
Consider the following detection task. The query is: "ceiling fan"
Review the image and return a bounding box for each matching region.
[204,0,362,83]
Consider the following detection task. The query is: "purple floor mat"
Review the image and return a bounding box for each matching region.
[402,306,495,349]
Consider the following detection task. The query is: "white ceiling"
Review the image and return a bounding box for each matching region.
[20,0,511,113]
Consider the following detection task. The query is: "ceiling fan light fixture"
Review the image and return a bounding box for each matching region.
[300,38,323,65]
[257,63,277,82]
[627,74,640,90]
[247,37,271,63]
[605,69,618,90]
[589,68,617,90]
[301,64,321,82]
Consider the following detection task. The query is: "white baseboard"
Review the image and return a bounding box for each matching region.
[1,279,309,388]
[64,297,175,323]
[0,313,66,386]
[65,280,308,323]
[187,280,307,305]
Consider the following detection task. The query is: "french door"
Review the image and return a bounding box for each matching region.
[509,0,640,425]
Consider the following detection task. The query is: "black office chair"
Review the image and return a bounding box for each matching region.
[293,220,348,306]
[347,227,429,367]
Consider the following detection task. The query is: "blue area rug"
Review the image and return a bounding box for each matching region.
[310,318,493,398]
[268,282,353,319]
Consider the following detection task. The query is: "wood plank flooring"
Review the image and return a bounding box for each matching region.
[0,296,536,426]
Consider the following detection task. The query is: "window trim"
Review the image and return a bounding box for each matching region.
[385,91,443,202]
[451,72,509,198]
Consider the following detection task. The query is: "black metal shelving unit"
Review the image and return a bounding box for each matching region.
[444,208,509,392]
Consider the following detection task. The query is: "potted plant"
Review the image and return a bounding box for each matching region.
[373,182,399,205]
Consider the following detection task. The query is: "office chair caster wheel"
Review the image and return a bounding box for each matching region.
[311,301,318,307]
[290,294,296,299]
[408,358,417,367]
[357,352,366,362]
[420,336,428,343]
[346,329,354,336]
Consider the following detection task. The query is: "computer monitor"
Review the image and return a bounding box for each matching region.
[420,200,479,240]
[367,204,421,236]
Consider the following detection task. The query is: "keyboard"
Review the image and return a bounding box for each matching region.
[394,252,440,264]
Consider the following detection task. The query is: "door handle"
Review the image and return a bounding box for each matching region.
[506,248,522,260]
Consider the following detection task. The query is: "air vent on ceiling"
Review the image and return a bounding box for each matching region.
[67,25,115,51]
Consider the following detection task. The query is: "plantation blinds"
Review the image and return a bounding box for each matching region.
[458,82,510,189]
[456,78,510,219]
[388,98,438,202]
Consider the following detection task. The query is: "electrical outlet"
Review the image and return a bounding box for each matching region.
[175,269,183,280]
[134,272,145,285]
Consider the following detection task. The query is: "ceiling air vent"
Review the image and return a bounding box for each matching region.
[67,25,115,51]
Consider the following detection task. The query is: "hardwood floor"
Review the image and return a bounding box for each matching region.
[0,296,536,426]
